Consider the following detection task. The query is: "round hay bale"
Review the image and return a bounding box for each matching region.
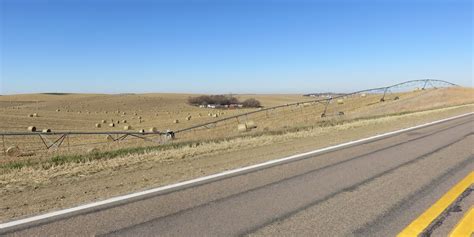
[245,120,257,129]
[95,123,101,128]
[337,99,344,105]
[149,127,158,133]
[116,120,120,124]
[28,114,34,118]
[174,119,179,124]
[138,116,142,119]
[208,113,212,117]
[101,120,107,124]
[186,115,192,121]
[138,129,145,134]
[33,113,38,117]
[87,148,100,154]
[122,120,127,123]
[42,128,51,133]
[237,124,248,132]
[56,109,61,112]
[109,123,115,127]
[6,146,21,157]
[123,125,132,130]
[27,126,37,132]
[212,114,219,118]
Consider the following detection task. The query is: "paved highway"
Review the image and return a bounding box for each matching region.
[1,114,473,236]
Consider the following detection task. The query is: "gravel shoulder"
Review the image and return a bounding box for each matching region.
[0,104,473,222]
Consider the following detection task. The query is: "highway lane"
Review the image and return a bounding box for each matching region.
[1,114,473,236]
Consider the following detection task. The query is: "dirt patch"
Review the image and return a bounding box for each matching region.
[0,104,472,222]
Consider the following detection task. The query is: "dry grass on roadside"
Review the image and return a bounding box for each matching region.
[1,103,472,190]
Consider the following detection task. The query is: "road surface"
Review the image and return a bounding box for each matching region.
[1,114,473,236]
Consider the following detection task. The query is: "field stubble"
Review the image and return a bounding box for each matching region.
[0,87,472,221]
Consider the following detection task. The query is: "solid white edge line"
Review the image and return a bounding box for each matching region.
[0,112,473,229]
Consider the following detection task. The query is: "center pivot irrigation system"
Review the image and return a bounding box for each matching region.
[0,79,459,154]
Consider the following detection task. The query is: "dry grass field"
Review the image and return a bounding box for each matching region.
[0,87,473,221]
[0,87,473,167]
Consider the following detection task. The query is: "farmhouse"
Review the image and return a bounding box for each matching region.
[207,104,224,109]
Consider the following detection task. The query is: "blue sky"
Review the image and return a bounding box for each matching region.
[0,0,472,94]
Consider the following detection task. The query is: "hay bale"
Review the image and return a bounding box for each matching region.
[212,114,219,118]
[138,116,142,119]
[149,127,158,133]
[123,125,132,130]
[116,120,120,124]
[42,128,51,133]
[174,119,179,124]
[186,115,192,121]
[245,120,257,129]
[27,126,37,132]
[138,129,145,133]
[87,148,100,154]
[6,146,21,157]
[361,93,367,97]
[28,114,34,118]
[208,113,212,117]
[56,109,61,112]
[237,124,248,132]
[33,113,38,117]
[122,120,127,123]
[337,99,344,105]
[109,123,115,127]
[95,123,101,128]
[101,120,107,124]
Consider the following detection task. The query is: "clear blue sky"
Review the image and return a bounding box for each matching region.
[0,0,472,94]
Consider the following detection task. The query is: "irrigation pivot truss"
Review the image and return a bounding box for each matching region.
[0,79,459,155]
[172,79,457,134]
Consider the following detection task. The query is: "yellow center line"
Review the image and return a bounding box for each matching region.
[449,207,474,237]
[398,171,474,237]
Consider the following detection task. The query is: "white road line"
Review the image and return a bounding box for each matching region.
[0,112,473,230]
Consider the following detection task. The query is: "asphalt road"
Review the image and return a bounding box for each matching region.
[2,114,473,236]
